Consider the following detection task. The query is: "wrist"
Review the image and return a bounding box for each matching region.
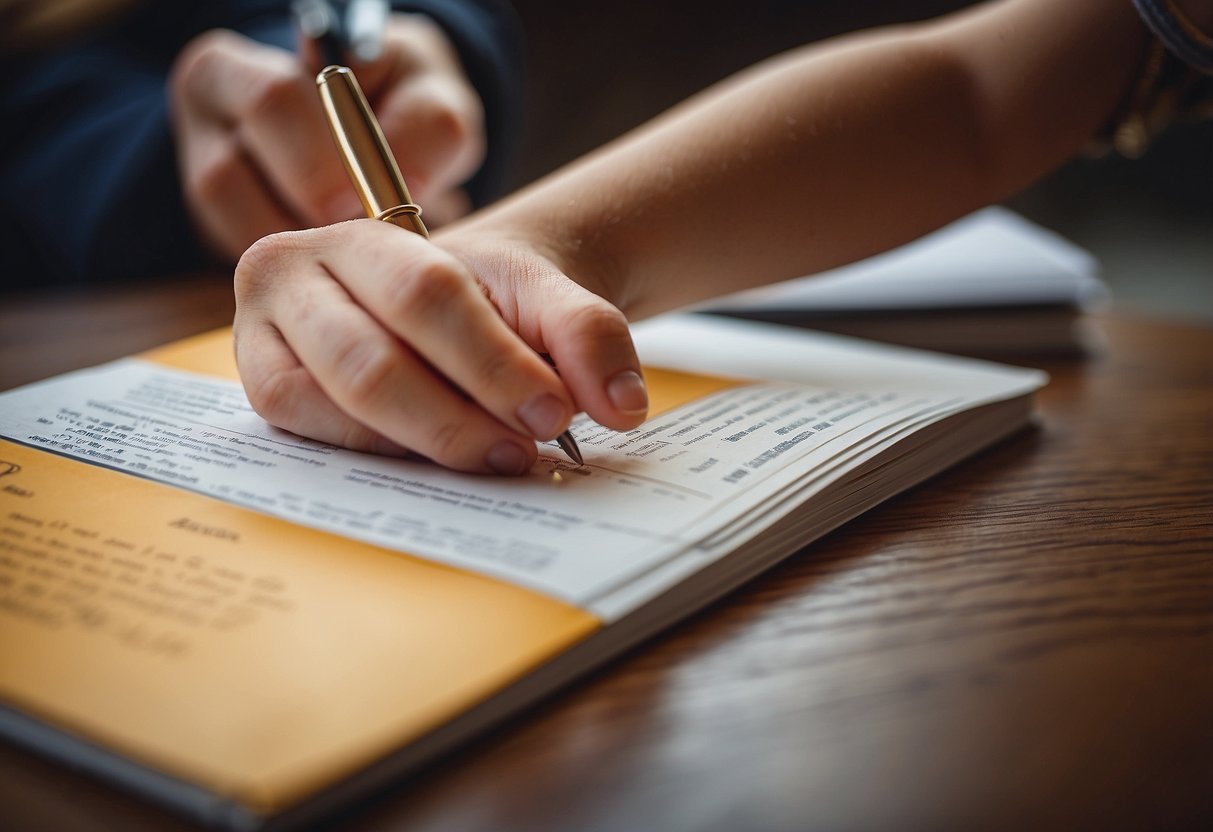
[440,198,638,317]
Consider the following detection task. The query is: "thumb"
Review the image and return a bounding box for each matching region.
[519,273,649,433]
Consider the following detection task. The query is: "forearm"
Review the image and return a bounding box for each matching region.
[228,0,1162,472]
[450,0,1144,319]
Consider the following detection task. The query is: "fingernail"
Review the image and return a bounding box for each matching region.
[606,370,648,414]
[517,393,567,440]
[486,441,531,476]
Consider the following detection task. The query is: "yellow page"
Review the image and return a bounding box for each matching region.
[0,317,1044,814]
[0,328,739,813]
[0,437,596,812]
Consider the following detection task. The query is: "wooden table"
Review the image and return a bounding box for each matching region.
[2,276,1210,831]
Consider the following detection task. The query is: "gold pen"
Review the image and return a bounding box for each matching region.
[315,65,584,467]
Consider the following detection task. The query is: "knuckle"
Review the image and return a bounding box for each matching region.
[475,349,516,390]
[566,300,630,343]
[234,232,312,305]
[416,94,472,145]
[245,367,297,426]
[170,31,227,101]
[378,83,484,188]
[382,14,451,73]
[243,66,304,121]
[400,13,449,53]
[412,90,485,167]
[425,418,472,467]
[385,259,466,317]
[332,337,397,408]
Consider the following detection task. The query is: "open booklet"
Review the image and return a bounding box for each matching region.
[0,314,1044,829]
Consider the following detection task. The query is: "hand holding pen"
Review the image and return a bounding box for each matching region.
[167,5,485,263]
[316,64,584,465]
[232,210,649,474]
[228,6,648,475]
[229,65,648,474]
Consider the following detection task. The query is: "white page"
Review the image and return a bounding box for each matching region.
[630,313,1046,395]
[699,207,1106,313]
[0,316,1043,619]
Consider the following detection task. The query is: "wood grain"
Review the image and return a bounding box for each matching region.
[0,290,1209,832]
[0,275,236,392]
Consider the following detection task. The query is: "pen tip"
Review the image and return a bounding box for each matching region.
[557,432,584,467]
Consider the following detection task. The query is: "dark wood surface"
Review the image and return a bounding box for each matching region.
[1,277,1210,832]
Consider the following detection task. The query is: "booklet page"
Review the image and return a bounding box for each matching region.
[0,316,1044,618]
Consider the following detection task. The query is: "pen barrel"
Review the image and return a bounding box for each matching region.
[316,65,428,238]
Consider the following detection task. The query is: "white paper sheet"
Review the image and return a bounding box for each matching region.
[699,207,1105,313]
[0,315,1044,619]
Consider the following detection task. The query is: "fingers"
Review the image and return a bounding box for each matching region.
[171,30,363,234]
[169,18,487,261]
[170,116,298,260]
[299,13,485,208]
[358,15,486,207]
[447,234,650,432]
[321,222,579,442]
[373,70,485,205]
[521,277,650,433]
[234,318,411,457]
[233,220,650,475]
[234,224,583,474]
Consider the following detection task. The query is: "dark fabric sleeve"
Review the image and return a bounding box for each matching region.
[0,19,209,289]
[0,1,522,290]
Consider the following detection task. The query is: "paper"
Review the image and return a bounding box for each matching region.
[0,314,1046,817]
[700,207,1106,313]
[0,435,597,811]
[0,317,1042,618]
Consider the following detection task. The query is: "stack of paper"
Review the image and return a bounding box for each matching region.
[699,207,1107,355]
[0,314,1044,829]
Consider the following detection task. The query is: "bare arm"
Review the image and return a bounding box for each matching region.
[234,0,1168,474]
[447,0,1146,317]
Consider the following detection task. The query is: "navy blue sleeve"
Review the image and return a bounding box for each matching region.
[0,1,521,289]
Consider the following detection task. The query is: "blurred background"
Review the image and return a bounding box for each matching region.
[504,0,1212,325]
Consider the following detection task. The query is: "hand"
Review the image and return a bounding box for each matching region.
[231,221,650,474]
[169,14,484,262]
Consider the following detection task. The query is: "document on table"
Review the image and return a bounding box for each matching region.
[0,313,1045,826]
[700,207,1105,312]
[0,315,1042,620]
[694,207,1107,356]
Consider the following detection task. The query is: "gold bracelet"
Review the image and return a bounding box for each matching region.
[1091,32,1213,159]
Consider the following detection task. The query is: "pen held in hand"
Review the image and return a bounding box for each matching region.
[344,0,389,63]
[315,66,585,468]
[316,65,428,236]
[292,0,346,67]
[293,0,387,66]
